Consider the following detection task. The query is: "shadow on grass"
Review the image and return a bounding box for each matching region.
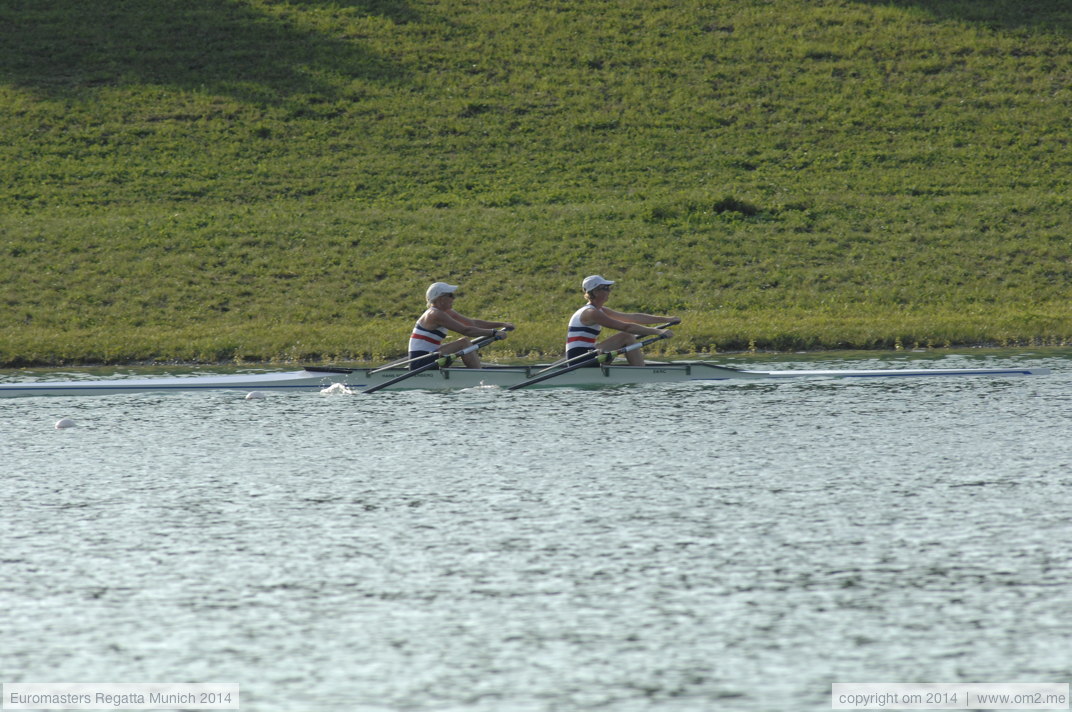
[0,0,414,103]
[853,0,1072,34]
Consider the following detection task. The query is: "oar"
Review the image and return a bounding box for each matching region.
[361,331,506,394]
[532,319,681,375]
[369,353,425,374]
[507,331,673,391]
[368,351,452,377]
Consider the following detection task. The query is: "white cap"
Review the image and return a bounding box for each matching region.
[582,275,615,292]
[426,282,459,302]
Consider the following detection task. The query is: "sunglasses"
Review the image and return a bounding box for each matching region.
[594,285,612,292]
[442,293,456,298]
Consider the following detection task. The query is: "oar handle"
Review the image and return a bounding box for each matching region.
[483,325,513,345]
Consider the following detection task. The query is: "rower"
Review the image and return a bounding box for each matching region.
[409,282,514,370]
[566,275,677,366]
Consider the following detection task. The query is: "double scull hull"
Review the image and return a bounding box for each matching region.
[0,361,1050,397]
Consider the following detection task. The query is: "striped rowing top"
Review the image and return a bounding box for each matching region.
[566,305,601,352]
[409,318,448,354]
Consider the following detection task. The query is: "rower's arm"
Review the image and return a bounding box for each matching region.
[604,308,677,325]
[588,308,666,336]
[434,309,500,338]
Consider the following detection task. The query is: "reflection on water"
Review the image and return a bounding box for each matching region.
[3,350,1072,711]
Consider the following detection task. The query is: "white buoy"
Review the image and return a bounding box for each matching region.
[55,418,77,429]
[245,391,267,400]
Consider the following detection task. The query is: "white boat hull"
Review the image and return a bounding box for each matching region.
[0,361,1051,397]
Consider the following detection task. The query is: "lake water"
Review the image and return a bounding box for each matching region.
[2,349,1071,711]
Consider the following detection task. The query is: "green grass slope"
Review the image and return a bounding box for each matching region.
[1,0,1070,365]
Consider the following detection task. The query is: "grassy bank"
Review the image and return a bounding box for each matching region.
[2,0,1070,365]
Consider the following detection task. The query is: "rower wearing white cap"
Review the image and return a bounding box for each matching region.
[565,275,677,366]
[408,282,515,370]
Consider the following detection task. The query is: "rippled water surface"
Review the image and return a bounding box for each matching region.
[3,350,1071,711]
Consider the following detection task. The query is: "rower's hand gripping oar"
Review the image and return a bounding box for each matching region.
[360,329,509,394]
[507,330,674,391]
[530,320,680,375]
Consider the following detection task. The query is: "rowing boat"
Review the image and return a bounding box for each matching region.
[0,361,1051,397]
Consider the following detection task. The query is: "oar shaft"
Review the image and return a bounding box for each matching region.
[361,331,506,394]
[508,332,671,391]
[369,355,422,374]
[361,354,454,393]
